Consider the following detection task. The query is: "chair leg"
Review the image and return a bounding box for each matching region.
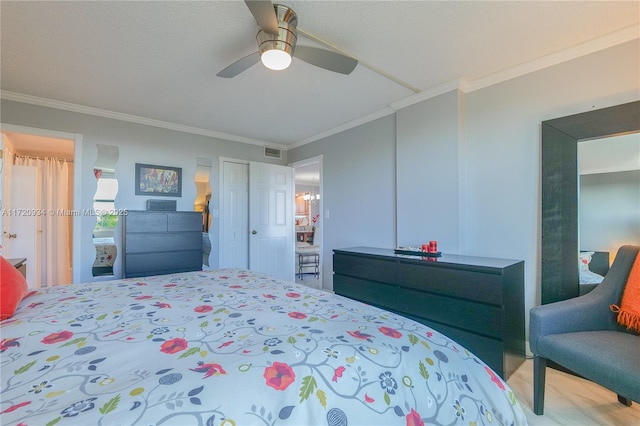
[617,394,633,407]
[533,355,546,415]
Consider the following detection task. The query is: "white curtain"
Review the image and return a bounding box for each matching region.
[14,155,73,287]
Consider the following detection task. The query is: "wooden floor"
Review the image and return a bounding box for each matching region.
[508,359,640,425]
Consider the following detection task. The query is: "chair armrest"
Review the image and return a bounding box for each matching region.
[529,290,614,354]
[530,245,640,354]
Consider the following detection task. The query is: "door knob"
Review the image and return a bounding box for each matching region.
[6,233,17,239]
[252,230,257,234]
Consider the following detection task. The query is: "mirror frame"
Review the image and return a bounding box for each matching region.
[541,100,640,304]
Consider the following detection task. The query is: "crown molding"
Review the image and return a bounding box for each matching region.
[288,106,396,149]
[3,25,637,151]
[0,90,287,150]
[291,25,639,148]
[389,79,465,111]
[465,24,639,93]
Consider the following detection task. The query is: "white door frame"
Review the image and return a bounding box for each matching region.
[290,155,323,287]
[0,123,83,284]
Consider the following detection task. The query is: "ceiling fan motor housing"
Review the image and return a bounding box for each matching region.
[256,4,298,60]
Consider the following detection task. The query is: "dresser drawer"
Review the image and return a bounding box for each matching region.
[126,232,202,254]
[334,274,399,310]
[333,253,396,284]
[397,263,503,305]
[125,250,201,277]
[395,288,503,338]
[125,211,168,233]
[167,212,202,231]
[424,320,505,376]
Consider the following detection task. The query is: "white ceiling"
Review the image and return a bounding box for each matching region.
[1,1,638,149]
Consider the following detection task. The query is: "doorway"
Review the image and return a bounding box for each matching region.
[292,156,322,289]
[1,126,81,287]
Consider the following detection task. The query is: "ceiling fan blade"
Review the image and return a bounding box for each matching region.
[245,0,278,35]
[293,46,358,75]
[216,51,260,78]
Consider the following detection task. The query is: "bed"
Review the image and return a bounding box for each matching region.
[92,237,117,276]
[579,251,610,295]
[1,269,527,425]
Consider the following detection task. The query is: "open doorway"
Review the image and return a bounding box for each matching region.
[292,157,322,289]
[1,130,76,288]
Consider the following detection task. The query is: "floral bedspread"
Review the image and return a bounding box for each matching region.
[92,238,116,267]
[1,269,527,425]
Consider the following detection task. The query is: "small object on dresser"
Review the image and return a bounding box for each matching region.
[394,247,441,257]
[146,199,177,211]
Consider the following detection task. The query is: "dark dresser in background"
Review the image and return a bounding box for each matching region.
[7,258,27,278]
[333,247,525,380]
[123,210,202,278]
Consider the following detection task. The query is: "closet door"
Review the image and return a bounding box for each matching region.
[220,160,295,281]
[220,161,249,269]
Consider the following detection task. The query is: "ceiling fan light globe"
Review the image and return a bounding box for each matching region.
[261,49,292,71]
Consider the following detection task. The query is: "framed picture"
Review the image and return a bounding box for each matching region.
[135,163,182,197]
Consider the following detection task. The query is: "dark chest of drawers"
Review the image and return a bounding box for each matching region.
[333,247,525,380]
[123,211,202,278]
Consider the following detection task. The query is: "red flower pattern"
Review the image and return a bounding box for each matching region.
[194,305,213,313]
[1,338,21,352]
[41,331,73,345]
[406,408,424,426]
[347,330,373,340]
[484,366,505,390]
[285,292,301,298]
[379,326,402,339]
[160,338,188,354]
[288,312,307,320]
[263,362,295,391]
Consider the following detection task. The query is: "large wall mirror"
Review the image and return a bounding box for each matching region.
[541,100,640,304]
[194,157,212,269]
[92,144,119,278]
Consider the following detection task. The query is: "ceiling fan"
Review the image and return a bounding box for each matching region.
[217,0,358,78]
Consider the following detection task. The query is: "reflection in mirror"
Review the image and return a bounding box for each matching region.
[195,157,212,269]
[541,100,640,304]
[579,133,640,269]
[92,145,119,277]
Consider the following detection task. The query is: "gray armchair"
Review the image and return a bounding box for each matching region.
[529,245,640,415]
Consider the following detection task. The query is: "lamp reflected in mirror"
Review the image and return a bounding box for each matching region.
[195,157,212,269]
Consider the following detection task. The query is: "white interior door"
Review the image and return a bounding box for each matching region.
[220,161,249,268]
[5,165,41,289]
[249,161,295,281]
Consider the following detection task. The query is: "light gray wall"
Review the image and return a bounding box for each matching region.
[289,39,639,341]
[396,90,463,251]
[580,170,640,263]
[288,114,397,283]
[0,100,285,282]
[463,39,639,331]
